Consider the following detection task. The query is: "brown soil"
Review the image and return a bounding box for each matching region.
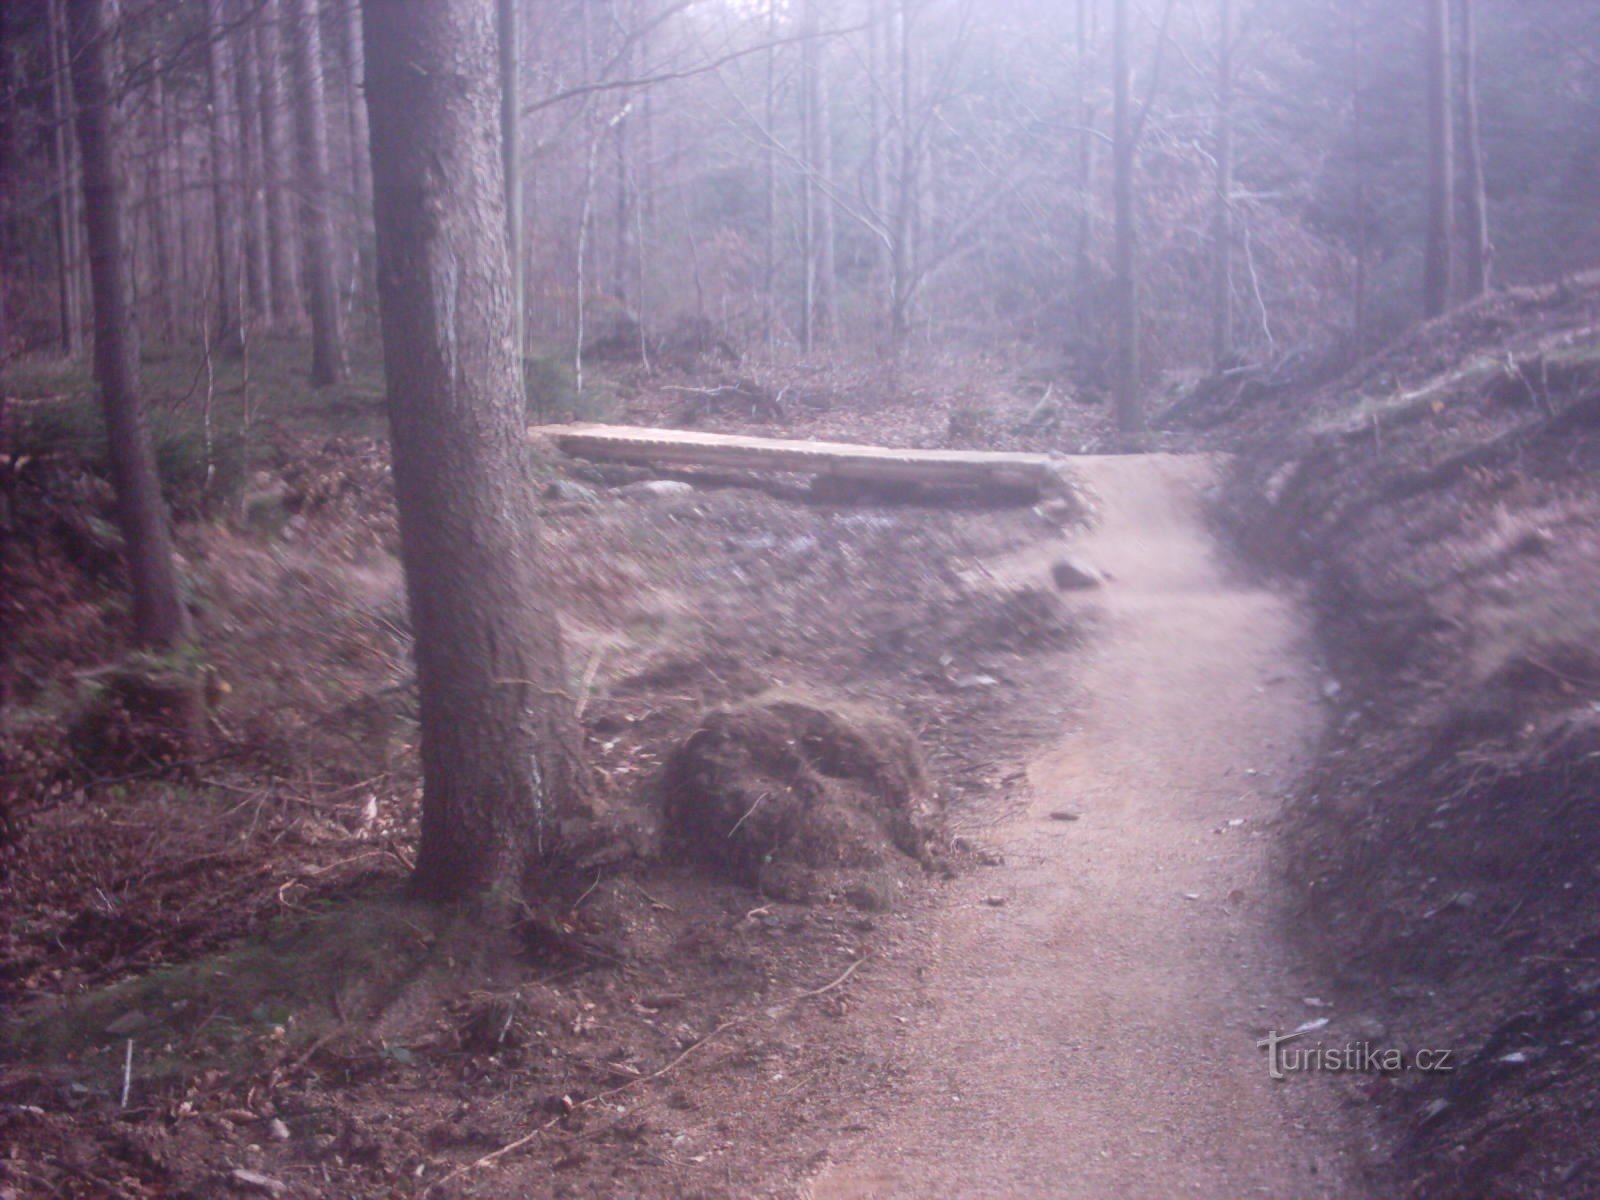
[0,400,1096,1197]
[1197,274,1600,1198]
[659,696,934,900]
[809,455,1357,1199]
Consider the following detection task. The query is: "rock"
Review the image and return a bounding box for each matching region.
[950,673,1001,691]
[1034,497,1079,526]
[267,1118,290,1142]
[228,1169,287,1197]
[619,479,695,498]
[545,479,601,504]
[1051,555,1104,590]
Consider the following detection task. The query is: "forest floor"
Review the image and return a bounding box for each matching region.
[4,290,1599,1197]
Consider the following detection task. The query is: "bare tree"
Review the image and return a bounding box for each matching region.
[499,0,524,354]
[67,0,191,651]
[258,0,303,328]
[234,0,272,323]
[1111,0,1139,431]
[1211,0,1234,368]
[204,0,241,347]
[1456,0,1489,299]
[288,0,345,384]
[363,0,592,902]
[1423,0,1455,317]
[145,71,177,342]
[48,0,84,358]
[341,0,374,315]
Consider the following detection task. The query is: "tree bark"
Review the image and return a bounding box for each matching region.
[341,0,375,317]
[48,0,84,358]
[1456,0,1489,299]
[1423,0,1455,318]
[1073,0,1096,325]
[67,0,192,651]
[363,0,592,903]
[1111,0,1141,431]
[258,0,303,328]
[146,71,177,342]
[233,0,272,323]
[288,0,346,385]
[498,0,524,355]
[889,0,917,348]
[204,0,241,347]
[1210,0,1234,368]
[866,0,891,316]
[762,0,778,354]
[813,0,838,345]
[799,3,816,354]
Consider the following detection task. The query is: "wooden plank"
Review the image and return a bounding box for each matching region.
[530,423,1065,495]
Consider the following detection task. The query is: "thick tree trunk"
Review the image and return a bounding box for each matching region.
[204,0,241,347]
[1456,0,1490,299]
[497,0,524,354]
[288,0,345,385]
[233,0,272,323]
[48,0,84,358]
[67,0,191,651]
[363,0,592,902]
[1111,0,1141,432]
[1210,0,1234,368]
[258,0,303,328]
[1423,0,1455,318]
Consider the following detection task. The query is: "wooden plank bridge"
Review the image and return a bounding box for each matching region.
[530,423,1067,497]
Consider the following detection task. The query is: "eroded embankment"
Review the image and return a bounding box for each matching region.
[1197,275,1600,1198]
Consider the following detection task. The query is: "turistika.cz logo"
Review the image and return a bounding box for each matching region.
[1256,1029,1456,1081]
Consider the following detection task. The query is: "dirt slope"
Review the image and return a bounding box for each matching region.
[809,455,1357,1199]
[1199,281,1600,1198]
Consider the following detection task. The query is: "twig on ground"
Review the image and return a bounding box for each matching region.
[436,953,876,1186]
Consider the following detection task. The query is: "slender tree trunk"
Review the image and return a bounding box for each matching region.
[363,0,591,903]
[867,0,891,311]
[1456,0,1489,298]
[233,1,272,323]
[48,0,84,358]
[814,1,838,345]
[67,0,191,651]
[1210,0,1234,368]
[498,0,524,356]
[890,0,917,348]
[610,0,633,310]
[1111,0,1141,431]
[762,0,778,354]
[1423,0,1455,318]
[204,0,241,347]
[288,0,345,384]
[342,0,375,318]
[173,101,193,331]
[258,0,303,328]
[1073,0,1096,322]
[799,8,816,355]
[146,72,177,342]
[1350,4,1368,345]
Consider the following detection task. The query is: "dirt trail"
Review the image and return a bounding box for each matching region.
[809,455,1358,1199]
